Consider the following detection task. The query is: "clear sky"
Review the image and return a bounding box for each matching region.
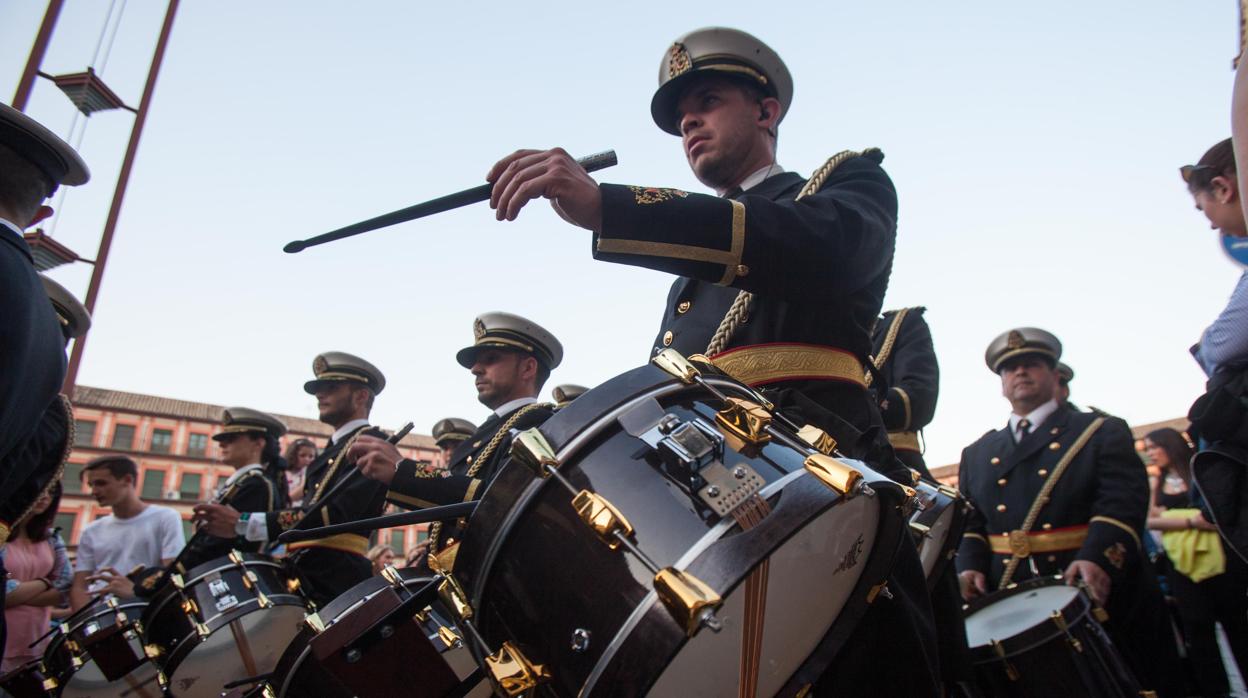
[2,1,1241,468]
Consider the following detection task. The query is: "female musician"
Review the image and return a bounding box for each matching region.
[1146,427,1248,697]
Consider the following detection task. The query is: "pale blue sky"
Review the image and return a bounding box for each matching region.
[3,1,1241,467]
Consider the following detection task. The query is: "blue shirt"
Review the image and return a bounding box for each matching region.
[1194,271,1248,377]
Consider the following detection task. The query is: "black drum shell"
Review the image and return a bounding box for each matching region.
[455,363,910,697]
[43,597,149,684]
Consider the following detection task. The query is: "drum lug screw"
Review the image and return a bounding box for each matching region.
[706,486,721,498]
[698,608,724,633]
[733,466,746,479]
[570,628,591,653]
[379,624,394,639]
[345,648,362,664]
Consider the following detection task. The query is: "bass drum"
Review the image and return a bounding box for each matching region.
[964,575,1142,697]
[909,479,968,588]
[259,567,488,697]
[453,358,913,697]
[44,596,163,698]
[140,552,307,697]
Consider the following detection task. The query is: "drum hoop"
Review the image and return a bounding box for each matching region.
[467,374,753,608]
[579,468,807,695]
[144,557,289,623]
[965,577,1090,657]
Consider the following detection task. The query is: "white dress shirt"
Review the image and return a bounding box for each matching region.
[719,163,786,197]
[493,396,537,418]
[1008,399,1059,443]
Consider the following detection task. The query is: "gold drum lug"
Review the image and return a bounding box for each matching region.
[242,572,256,590]
[991,639,1020,681]
[195,621,211,639]
[714,397,773,447]
[437,625,460,649]
[170,573,185,590]
[485,641,551,696]
[380,564,403,587]
[1093,606,1109,623]
[70,656,82,669]
[256,590,273,609]
[304,612,325,633]
[652,348,701,384]
[286,576,301,593]
[181,598,199,616]
[571,490,634,549]
[909,468,922,486]
[511,428,560,477]
[804,453,863,497]
[796,424,837,455]
[144,643,163,659]
[653,567,722,637]
[909,521,932,538]
[42,678,58,691]
[228,550,245,565]
[437,576,473,621]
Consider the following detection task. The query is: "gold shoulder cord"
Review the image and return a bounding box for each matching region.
[705,149,878,357]
[998,417,1106,589]
[219,470,279,513]
[304,428,371,525]
[428,403,553,552]
[864,307,914,387]
[12,395,75,530]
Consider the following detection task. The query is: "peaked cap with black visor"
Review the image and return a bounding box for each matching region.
[650,27,794,136]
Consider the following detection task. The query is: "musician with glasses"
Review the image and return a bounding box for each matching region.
[481,26,939,696]
[956,327,1180,697]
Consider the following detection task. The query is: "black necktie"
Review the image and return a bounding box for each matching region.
[724,186,743,199]
[1017,418,1031,440]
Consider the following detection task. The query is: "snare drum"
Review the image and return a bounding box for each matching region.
[909,479,968,587]
[259,567,487,698]
[964,576,1142,697]
[43,595,163,698]
[140,551,307,697]
[451,357,914,697]
[0,660,55,698]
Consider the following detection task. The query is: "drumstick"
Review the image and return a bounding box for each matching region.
[276,501,477,544]
[293,422,414,530]
[283,150,618,253]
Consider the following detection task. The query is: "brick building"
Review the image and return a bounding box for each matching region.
[59,386,441,559]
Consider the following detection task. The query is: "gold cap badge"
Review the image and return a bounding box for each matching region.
[312,354,329,375]
[1006,330,1024,349]
[473,318,487,340]
[668,42,692,79]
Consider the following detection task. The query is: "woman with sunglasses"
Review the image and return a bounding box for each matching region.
[1182,138,1248,379]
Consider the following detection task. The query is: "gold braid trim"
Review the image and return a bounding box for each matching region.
[705,149,878,357]
[865,307,915,386]
[305,427,371,527]
[12,395,75,532]
[998,417,1106,589]
[219,470,278,512]
[430,403,553,551]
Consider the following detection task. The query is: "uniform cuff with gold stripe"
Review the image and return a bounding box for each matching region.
[594,184,747,286]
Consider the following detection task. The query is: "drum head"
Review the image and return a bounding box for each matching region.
[917,501,957,578]
[964,584,1079,649]
[58,657,162,698]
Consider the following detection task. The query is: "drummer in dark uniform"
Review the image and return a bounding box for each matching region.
[431,417,476,463]
[483,27,938,696]
[551,383,587,409]
[194,352,389,607]
[352,312,561,559]
[0,106,89,645]
[1055,361,1077,410]
[956,328,1180,697]
[869,307,939,480]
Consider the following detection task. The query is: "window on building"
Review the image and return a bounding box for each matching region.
[141,470,166,500]
[416,529,428,543]
[151,429,173,454]
[62,462,85,494]
[390,530,406,554]
[181,518,194,542]
[53,513,77,539]
[187,433,208,458]
[179,473,202,501]
[74,420,97,447]
[111,424,136,450]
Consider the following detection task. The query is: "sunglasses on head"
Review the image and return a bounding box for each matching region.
[1180,164,1218,185]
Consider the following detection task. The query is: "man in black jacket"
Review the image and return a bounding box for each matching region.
[482,26,938,697]
[870,307,940,480]
[956,327,1180,697]
[352,311,562,555]
[195,352,389,607]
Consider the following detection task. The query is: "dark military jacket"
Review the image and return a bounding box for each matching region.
[0,396,70,539]
[133,464,286,597]
[0,229,67,513]
[264,424,388,606]
[870,307,939,479]
[593,151,900,476]
[388,402,554,549]
[955,405,1148,587]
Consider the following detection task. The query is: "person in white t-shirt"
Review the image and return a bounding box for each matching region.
[68,455,184,610]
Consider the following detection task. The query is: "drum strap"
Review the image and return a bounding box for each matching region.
[998,417,1106,589]
[731,495,773,698]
